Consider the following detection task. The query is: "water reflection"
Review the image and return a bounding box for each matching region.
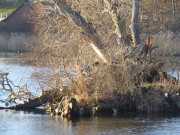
[1,107,180,134]
[74,115,180,135]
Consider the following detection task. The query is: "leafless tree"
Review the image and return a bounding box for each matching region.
[131,0,140,46]
[172,0,176,20]
[154,0,157,13]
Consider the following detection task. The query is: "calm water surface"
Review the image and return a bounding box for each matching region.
[1,110,180,135]
[1,57,180,135]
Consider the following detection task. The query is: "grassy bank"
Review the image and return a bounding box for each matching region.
[0,2,21,14]
[0,32,32,52]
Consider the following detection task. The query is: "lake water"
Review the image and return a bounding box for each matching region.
[1,57,180,135]
[1,110,180,135]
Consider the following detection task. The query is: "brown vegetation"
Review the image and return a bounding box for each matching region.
[1,0,180,117]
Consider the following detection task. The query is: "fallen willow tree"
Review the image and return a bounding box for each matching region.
[0,70,180,118]
[1,0,180,118]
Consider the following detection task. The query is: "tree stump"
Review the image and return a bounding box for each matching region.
[56,96,80,118]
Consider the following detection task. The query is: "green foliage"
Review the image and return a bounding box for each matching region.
[0,2,21,14]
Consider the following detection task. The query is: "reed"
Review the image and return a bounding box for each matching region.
[0,32,32,52]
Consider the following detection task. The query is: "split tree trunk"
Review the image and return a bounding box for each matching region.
[131,0,140,46]
[55,0,108,63]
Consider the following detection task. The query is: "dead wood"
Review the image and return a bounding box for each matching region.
[55,0,108,63]
[0,89,62,110]
[0,73,36,105]
[56,0,104,50]
[0,72,64,110]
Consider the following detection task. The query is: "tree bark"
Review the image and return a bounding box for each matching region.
[55,0,108,63]
[131,0,140,46]
[154,0,157,13]
[172,0,176,20]
[103,0,125,45]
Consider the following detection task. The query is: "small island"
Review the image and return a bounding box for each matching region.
[0,0,180,119]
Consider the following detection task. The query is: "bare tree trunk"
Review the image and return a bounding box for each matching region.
[131,0,140,46]
[103,0,125,45]
[55,0,108,63]
[172,0,176,20]
[154,0,157,13]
